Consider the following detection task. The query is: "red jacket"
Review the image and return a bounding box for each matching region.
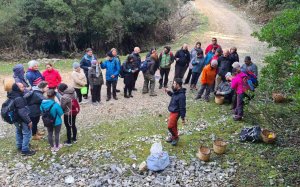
[42,69,62,88]
[205,44,221,55]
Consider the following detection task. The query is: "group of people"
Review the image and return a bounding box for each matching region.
[2,37,259,153]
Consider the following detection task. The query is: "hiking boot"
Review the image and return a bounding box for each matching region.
[133,88,137,91]
[165,136,172,143]
[81,99,89,104]
[72,139,77,144]
[106,98,111,101]
[92,102,98,106]
[37,131,45,136]
[129,95,133,98]
[171,138,179,146]
[124,95,130,98]
[64,141,72,146]
[113,97,118,100]
[195,96,201,100]
[116,89,120,93]
[32,135,42,140]
[21,150,36,156]
[159,85,163,89]
[150,93,157,96]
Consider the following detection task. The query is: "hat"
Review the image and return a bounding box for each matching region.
[91,60,97,65]
[107,51,114,58]
[211,60,218,67]
[232,62,240,69]
[73,62,80,69]
[225,72,232,78]
[244,56,251,61]
[28,60,39,68]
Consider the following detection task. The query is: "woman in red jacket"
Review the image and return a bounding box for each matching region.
[42,63,62,89]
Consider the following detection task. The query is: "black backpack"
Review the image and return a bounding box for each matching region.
[240,126,262,142]
[41,102,56,127]
[1,98,18,124]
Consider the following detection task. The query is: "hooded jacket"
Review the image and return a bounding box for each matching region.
[60,87,76,115]
[192,57,205,73]
[88,64,104,87]
[231,72,248,94]
[42,69,62,88]
[13,64,29,88]
[101,58,120,81]
[71,69,87,89]
[167,88,186,119]
[189,48,203,69]
[40,99,63,126]
[25,69,44,87]
[80,54,97,76]
[24,87,45,117]
[201,64,217,85]
[175,49,190,67]
[7,85,31,124]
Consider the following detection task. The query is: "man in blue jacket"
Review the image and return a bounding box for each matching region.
[101,52,121,101]
[165,78,186,146]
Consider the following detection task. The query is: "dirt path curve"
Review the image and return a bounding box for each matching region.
[0,0,270,139]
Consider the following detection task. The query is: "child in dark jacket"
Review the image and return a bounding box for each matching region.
[88,60,104,105]
[122,55,138,98]
[165,78,186,146]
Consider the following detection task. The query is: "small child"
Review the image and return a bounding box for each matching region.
[40,89,64,152]
[88,60,104,105]
[165,78,186,146]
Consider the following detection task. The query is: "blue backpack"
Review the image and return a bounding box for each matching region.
[140,60,149,73]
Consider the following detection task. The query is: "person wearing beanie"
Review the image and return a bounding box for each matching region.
[205,37,222,55]
[80,48,97,99]
[131,47,142,91]
[13,64,30,89]
[174,44,190,79]
[241,56,258,76]
[24,81,48,140]
[142,49,159,96]
[71,62,87,103]
[190,50,205,90]
[7,83,35,156]
[88,60,104,105]
[185,42,202,85]
[122,55,138,98]
[26,60,44,87]
[42,63,62,89]
[159,46,174,89]
[101,51,121,101]
[165,78,186,146]
[195,60,218,101]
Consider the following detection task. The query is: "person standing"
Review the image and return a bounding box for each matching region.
[229,47,239,63]
[24,81,48,140]
[184,42,202,85]
[158,46,174,89]
[142,49,159,96]
[205,37,222,55]
[71,62,87,104]
[165,78,186,146]
[131,47,142,91]
[42,63,62,90]
[195,60,218,101]
[101,52,120,101]
[190,51,205,90]
[88,60,104,105]
[216,49,233,90]
[80,48,97,99]
[174,44,190,79]
[26,60,44,87]
[111,48,121,93]
[241,56,258,76]
[13,64,30,90]
[122,55,137,98]
[8,83,35,156]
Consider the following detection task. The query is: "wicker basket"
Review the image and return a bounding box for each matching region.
[272,93,285,103]
[261,129,276,144]
[197,146,211,162]
[213,139,227,154]
[3,78,14,92]
[215,96,225,105]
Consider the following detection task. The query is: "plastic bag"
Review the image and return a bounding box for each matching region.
[150,141,163,155]
[146,152,170,171]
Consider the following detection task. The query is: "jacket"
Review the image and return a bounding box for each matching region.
[42,69,62,88]
[241,63,258,76]
[80,54,97,76]
[192,57,205,73]
[24,88,45,117]
[204,51,214,65]
[122,62,135,85]
[189,48,203,69]
[60,87,76,115]
[13,64,29,88]
[101,58,120,81]
[175,49,190,67]
[88,65,104,87]
[26,69,44,87]
[217,56,233,79]
[200,64,217,85]
[231,72,248,94]
[131,52,142,70]
[229,52,239,63]
[216,81,232,95]
[159,52,174,69]
[145,56,159,75]
[205,44,221,55]
[7,90,31,124]
[71,69,87,89]
[167,88,186,119]
[40,99,63,126]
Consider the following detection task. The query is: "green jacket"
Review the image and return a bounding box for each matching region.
[159,52,174,68]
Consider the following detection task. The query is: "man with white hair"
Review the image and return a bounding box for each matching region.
[174,44,190,79]
[131,47,142,91]
[26,60,44,87]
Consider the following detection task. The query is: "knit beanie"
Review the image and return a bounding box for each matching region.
[28,60,39,68]
[73,62,80,69]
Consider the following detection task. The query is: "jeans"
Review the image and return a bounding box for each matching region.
[184,69,193,84]
[64,115,77,143]
[15,122,32,152]
[174,65,188,79]
[30,116,40,136]
[191,72,201,86]
[74,88,83,103]
[159,68,170,87]
[106,80,117,99]
[47,125,61,148]
[91,85,102,102]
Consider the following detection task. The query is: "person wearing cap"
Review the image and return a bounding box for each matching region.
[158,46,174,89]
[88,60,104,105]
[80,48,97,99]
[101,51,121,101]
[195,60,218,101]
[131,47,142,91]
[190,50,205,90]
[71,62,87,103]
[185,42,203,85]
[42,62,62,90]
[174,44,190,79]
[205,37,222,55]
[165,78,186,146]
[26,60,44,87]
[241,56,258,76]
[122,55,138,98]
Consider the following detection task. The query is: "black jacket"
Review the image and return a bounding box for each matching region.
[229,52,239,63]
[167,88,186,119]
[218,56,233,80]
[24,89,45,117]
[122,61,135,85]
[7,90,31,124]
[131,52,142,70]
[175,49,190,67]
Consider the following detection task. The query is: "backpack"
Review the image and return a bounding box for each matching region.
[242,71,258,92]
[41,102,57,127]
[70,99,80,116]
[1,99,17,124]
[140,60,149,73]
[240,126,262,142]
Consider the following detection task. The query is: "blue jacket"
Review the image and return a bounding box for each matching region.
[192,57,205,73]
[40,99,64,126]
[101,58,120,81]
[25,69,44,87]
[80,54,97,76]
[167,88,186,119]
[204,51,214,65]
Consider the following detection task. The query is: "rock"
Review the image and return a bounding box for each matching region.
[116,167,123,175]
[166,176,171,183]
[65,176,75,184]
[139,161,147,172]
[15,162,25,169]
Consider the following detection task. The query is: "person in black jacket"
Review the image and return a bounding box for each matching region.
[80,48,97,99]
[122,55,138,98]
[24,81,48,140]
[229,47,239,63]
[165,78,186,146]
[8,83,35,156]
[131,47,142,91]
[142,49,159,96]
[216,49,233,90]
[174,44,190,79]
